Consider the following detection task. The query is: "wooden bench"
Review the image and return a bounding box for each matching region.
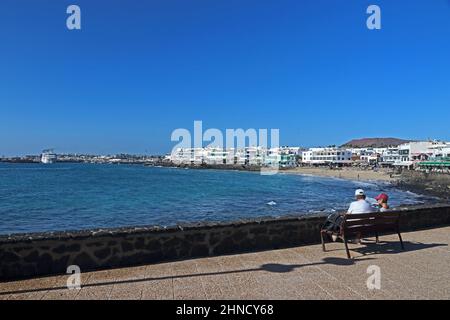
[320,211,404,258]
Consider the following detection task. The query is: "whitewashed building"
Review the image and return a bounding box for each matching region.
[266,147,299,167]
[170,148,207,165]
[380,148,401,166]
[301,148,352,165]
[394,141,449,168]
[427,142,450,159]
[170,146,299,167]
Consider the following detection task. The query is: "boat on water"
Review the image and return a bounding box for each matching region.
[41,149,57,164]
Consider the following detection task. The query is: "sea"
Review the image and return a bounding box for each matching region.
[0,163,432,235]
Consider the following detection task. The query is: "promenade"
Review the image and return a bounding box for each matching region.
[1,226,449,300]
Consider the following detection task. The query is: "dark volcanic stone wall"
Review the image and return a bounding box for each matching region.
[1,204,449,280]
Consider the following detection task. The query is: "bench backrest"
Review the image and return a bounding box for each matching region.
[342,212,400,236]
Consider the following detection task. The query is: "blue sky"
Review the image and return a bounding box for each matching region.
[1,0,449,156]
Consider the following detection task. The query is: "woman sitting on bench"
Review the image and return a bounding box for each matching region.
[374,193,390,212]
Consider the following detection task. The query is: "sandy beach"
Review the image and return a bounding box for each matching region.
[283,166,397,182]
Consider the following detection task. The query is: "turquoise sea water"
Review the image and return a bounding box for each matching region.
[0,163,429,235]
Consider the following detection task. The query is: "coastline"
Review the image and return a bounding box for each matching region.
[151,162,397,183]
[165,163,449,200]
[282,167,450,201]
[139,162,448,200]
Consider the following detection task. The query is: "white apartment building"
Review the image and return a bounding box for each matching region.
[373,147,388,154]
[360,154,379,164]
[204,147,232,165]
[243,146,266,165]
[380,148,401,166]
[392,141,450,168]
[301,148,352,165]
[349,148,375,156]
[427,143,450,159]
[279,146,302,156]
[170,148,207,165]
[264,147,298,167]
[170,146,299,167]
[349,148,378,164]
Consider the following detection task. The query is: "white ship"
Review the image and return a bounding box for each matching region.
[41,149,57,164]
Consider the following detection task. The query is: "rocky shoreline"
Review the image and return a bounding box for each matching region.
[394,170,450,200]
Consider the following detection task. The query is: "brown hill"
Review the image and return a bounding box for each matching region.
[341,138,411,148]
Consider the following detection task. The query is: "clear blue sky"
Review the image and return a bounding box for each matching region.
[1,0,449,156]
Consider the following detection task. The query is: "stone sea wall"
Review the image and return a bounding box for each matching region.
[1,203,449,280]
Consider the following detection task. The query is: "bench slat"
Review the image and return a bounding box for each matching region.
[345,212,400,219]
[344,217,399,227]
[344,224,399,235]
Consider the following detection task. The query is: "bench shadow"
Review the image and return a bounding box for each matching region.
[0,256,373,296]
[260,256,364,273]
[352,241,447,256]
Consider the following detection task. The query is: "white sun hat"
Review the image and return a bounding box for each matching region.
[355,189,365,196]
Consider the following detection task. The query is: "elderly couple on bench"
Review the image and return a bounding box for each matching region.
[321,189,404,258]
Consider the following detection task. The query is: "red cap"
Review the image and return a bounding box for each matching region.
[375,193,389,202]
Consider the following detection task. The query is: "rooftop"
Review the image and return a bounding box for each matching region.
[1,226,449,300]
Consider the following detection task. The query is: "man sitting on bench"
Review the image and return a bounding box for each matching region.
[323,189,377,240]
[348,189,377,214]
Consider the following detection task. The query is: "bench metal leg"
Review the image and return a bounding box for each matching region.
[343,237,351,259]
[398,232,404,250]
[396,224,405,250]
[375,232,379,244]
[320,231,326,252]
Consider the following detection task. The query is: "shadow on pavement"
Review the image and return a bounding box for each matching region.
[352,241,447,256]
[0,256,372,296]
[1,241,445,296]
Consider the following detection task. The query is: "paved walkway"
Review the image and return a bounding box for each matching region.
[1,226,449,300]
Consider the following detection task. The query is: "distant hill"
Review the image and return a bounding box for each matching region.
[341,138,411,148]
